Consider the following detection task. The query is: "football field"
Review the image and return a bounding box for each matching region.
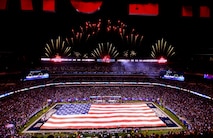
[23,102,182,134]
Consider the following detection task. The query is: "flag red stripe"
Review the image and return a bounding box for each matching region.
[41,120,166,126]
[47,117,162,122]
[41,122,166,129]
[41,124,166,129]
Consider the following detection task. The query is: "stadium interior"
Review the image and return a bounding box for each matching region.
[0,0,213,138]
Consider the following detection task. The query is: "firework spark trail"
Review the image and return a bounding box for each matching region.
[45,44,51,55]
[167,45,175,57]
[44,36,71,58]
[98,43,102,54]
[107,19,127,35]
[96,47,101,57]
[151,38,175,58]
[91,42,119,58]
[163,39,167,52]
[106,20,144,58]
[67,19,101,46]
[157,40,161,52]
[106,19,143,48]
[65,19,102,58]
[113,50,119,57]
[108,43,112,54]
[64,44,71,55]
[124,33,143,47]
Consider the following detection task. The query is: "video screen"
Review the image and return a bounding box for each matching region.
[159,70,185,81]
[22,70,49,81]
[204,74,213,80]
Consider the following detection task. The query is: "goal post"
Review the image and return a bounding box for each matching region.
[90,96,122,103]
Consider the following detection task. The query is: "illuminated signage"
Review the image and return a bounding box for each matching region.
[22,70,49,81]
[204,74,213,80]
[160,70,185,81]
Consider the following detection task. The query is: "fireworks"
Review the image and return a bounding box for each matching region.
[123,50,137,58]
[106,19,143,48]
[151,38,175,58]
[91,42,119,58]
[44,36,71,58]
[43,19,172,59]
[66,20,101,47]
[106,19,127,34]
[105,19,144,58]
[59,19,144,58]
[120,29,143,48]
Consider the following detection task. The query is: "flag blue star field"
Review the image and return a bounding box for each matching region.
[41,103,166,129]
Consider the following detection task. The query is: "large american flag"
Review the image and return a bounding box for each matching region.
[40,103,166,129]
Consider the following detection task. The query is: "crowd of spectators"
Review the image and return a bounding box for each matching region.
[0,84,212,137]
[38,62,167,76]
